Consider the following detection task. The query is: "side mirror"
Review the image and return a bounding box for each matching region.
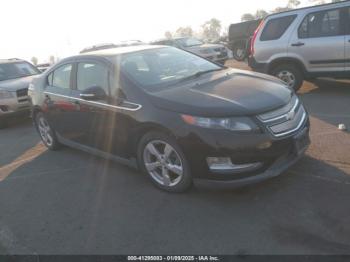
[80,86,107,101]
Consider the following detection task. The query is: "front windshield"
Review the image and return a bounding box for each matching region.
[0,62,40,81]
[175,37,203,47]
[120,47,222,91]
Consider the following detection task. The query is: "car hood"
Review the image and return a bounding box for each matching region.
[148,69,293,117]
[0,75,37,91]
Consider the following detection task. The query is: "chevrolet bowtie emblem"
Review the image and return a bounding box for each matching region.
[286,110,296,121]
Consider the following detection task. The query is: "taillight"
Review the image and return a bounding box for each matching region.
[250,20,264,56]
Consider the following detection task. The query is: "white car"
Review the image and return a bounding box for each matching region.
[0,59,40,128]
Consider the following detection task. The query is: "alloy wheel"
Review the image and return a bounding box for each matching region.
[277,70,296,88]
[143,140,183,187]
[37,116,53,147]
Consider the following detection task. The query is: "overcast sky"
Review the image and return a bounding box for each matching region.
[1,0,319,63]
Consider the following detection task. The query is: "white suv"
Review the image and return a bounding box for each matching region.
[249,1,350,90]
[0,59,40,128]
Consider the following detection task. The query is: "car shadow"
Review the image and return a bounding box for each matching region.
[298,78,350,129]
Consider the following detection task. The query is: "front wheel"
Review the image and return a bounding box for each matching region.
[35,112,60,150]
[137,132,192,193]
[271,64,303,91]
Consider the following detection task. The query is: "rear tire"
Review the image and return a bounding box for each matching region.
[232,44,247,61]
[137,131,192,193]
[271,64,303,91]
[35,112,61,150]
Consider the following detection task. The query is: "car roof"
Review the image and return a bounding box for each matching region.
[0,58,26,64]
[265,0,350,19]
[78,44,165,57]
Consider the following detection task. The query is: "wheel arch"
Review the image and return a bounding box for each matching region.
[128,122,178,158]
[267,57,307,77]
[31,106,43,120]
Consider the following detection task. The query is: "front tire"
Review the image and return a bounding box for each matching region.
[35,112,60,150]
[271,64,303,91]
[137,131,192,193]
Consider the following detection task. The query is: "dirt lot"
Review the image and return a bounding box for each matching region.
[0,61,349,255]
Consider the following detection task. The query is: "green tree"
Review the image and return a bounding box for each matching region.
[164,31,173,39]
[287,0,301,8]
[175,27,193,37]
[241,13,255,22]
[31,57,38,65]
[201,18,221,40]
[255,9,269,19]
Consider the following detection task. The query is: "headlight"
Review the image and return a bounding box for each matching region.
[181,114,259,131]
[0,90,14,99]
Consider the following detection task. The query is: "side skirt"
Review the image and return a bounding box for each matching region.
[56,134,138,170]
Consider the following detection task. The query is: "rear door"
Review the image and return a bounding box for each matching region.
[290,7,346,73]
[44,63,75,139]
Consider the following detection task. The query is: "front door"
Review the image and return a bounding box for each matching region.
[69,60,123,155]
[44,63,75,140]
[290,7,346,73]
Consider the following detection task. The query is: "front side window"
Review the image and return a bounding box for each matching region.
[299,9,341,38]
[77,63,109,93]
[52,64,72,89]
[0,62,40,81]
[120,47,222,90]
[260,15,297,41]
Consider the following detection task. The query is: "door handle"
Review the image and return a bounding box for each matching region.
[291,42,305,47]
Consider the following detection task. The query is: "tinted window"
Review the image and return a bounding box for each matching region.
[299,9,341,38]
[121,47,221,90]
[260,15,296,41]
[0,62,39,81]
[77,63,109,93]
[52,64,72,89]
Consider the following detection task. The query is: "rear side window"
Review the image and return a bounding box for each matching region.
[52,64,72,89]
[260,15,296,41]
[299,9,341,38]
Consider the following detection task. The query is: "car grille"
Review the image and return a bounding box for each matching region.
[258,96,307,137]
[16,88,29,103]
[16,88,28,97]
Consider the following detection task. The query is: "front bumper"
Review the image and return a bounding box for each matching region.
[194,144,307,189]
[0,95,31,119]
[177,118,310,187]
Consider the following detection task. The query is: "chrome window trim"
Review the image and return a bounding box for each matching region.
[43,91,142,111]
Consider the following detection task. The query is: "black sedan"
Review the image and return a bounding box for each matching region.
[28,45,310,192]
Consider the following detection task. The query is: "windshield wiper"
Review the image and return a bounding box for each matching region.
[176,68,226,84]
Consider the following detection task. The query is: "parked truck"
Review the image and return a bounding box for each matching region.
[228,19,262,61]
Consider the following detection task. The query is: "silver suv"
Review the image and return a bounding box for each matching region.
[249,1,350,90]
[0,59,40,128]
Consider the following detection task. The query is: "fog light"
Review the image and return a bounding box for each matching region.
[257,141,272,150]
[206,157,262,172]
